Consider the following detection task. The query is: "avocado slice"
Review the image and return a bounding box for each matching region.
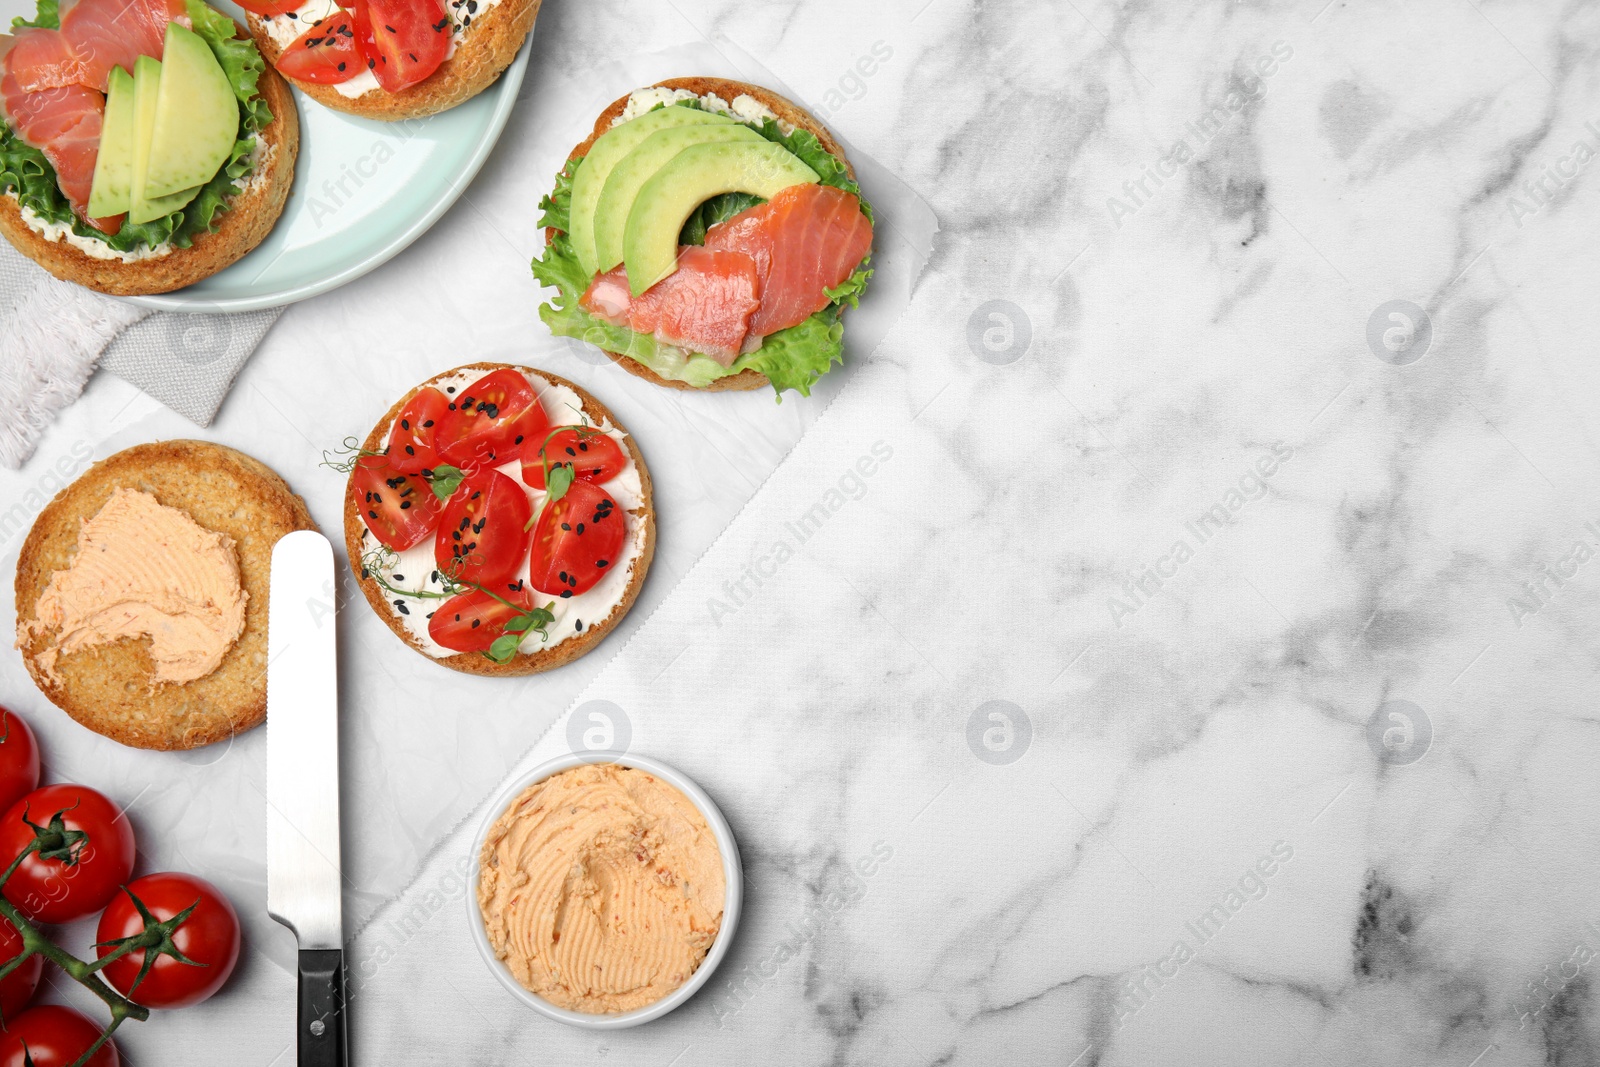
[623,140,820,296]
[86,66,137,219]
[592,124,765,275]
[143,22,238,200]
[571,106,736,277]
[127,55,189,226]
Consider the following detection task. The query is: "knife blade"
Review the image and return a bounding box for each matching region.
[267,530,348,1067]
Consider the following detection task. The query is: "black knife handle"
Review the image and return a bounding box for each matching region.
[298,949,348,1067]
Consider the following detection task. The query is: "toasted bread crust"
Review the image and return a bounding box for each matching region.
[344,364,655,677]
[14,442,317,751]
[248,0,539,122]
[0,54,299,297]
[546,77,857,393]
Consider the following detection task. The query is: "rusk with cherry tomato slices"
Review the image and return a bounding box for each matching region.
[0,915,40,1021]
[522,426,628,490]
[0,710,39,817]
[437,368,551,469]
[351,456,443,551]
[96,873,242,1009]
[344,364,653,676]
[0,1006,118,1067]
[434,468,532,587]
[0,784,135,925]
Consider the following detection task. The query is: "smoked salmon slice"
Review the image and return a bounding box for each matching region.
[60,0,189,92]
[0,28,82,94]
[0,69,119,233]
[0,0,187,93]
[581,246,761,366]
[704,183,872,339]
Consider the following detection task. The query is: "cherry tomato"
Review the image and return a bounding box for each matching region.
[363,0,450,93]
[434,469,531,588]
[232,0,303,14]
[385,387,451,476]
[0,784,135,925]
[351,456,443,551]
[521,427,628,490]
[276,14,362,84]
[0,1006,118,1067]
[528,479,625,597]
[428,585,534,654]
[0,915,40,1021]
[0,710,39,817]
[95,873,241,1010]
[437,370,550,469]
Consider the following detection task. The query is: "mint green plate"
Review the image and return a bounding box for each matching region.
[122,5,533,314]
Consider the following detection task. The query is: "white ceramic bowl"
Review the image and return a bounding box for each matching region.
[466,752,743,1029]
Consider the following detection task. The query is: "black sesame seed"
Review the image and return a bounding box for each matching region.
[401,419,410,430]
[393,574,405,581]
[336,61,346,71]
[596,560,609,568]
[367,58,375,68]
[560,590,573,598]
[514,435,524,445]
[405,445,415,455]
[396,602,410,615]
[471,619,481,628]
[576,523,584,534]
[447,386,456,393]
[368,510,378,519]
[424,419,435,428]
[561,523,571,531]
[559,571,568,582]
[400,501,411,510]
[574,619,583,631]
[564,446,576,457]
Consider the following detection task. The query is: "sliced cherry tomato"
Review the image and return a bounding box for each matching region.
[0,784,135,925]
[0,710,39,817]
[0,1006,118,1067]
[95,873,241,1010]
[363,0,450,93]
[428,585,534,654]
[434,469,531,588]
[351,456,443,551]
[386,387,451,475]
[528,479,625,597]
[276,14,362,85]
[437,370,550,469]
[521,427,628,490]
[0,915,40,1021]
[233,0,303,15]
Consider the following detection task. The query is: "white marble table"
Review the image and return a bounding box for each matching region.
[4,0,1600,1063]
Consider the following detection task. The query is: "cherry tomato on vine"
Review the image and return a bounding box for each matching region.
[0,915,39,1020]
[0,784,135,925]
[0,1005,118,1067]
[95,873,241,1009]
[0,710,39,816]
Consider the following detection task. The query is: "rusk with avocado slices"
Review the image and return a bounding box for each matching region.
[535,77,874,397]
[0,0,299,296]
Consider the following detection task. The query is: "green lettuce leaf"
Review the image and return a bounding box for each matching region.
[0,0,270,251]
[11,0,58,29]
[679,191,763,246]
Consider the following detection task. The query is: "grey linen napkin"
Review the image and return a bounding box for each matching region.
[0,240,280,467]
